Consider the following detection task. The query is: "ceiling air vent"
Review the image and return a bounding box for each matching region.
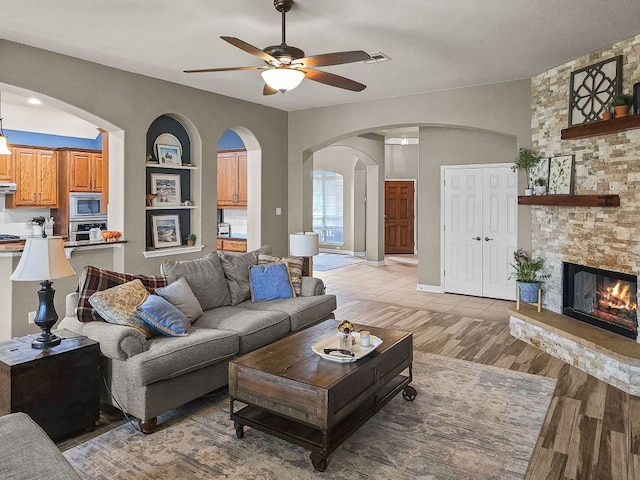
[365,52,391,64]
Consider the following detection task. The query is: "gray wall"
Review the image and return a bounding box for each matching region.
[288,79,532,285]
[0,39,288,337]
[385,144,419,179]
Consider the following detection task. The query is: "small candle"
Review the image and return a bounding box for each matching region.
[360,330,371,347]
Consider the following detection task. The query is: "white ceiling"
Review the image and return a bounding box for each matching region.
[1,0,640,113]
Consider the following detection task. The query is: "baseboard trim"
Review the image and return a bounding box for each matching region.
[417,284,444,293]
[318,248,354,256]
[366,260,385,267]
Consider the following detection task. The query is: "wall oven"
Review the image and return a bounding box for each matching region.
[69,192,105,221]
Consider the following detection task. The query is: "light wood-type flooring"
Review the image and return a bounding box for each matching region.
[316,254,640,480]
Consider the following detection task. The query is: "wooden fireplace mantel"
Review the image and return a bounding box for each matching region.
[517,194,620,207]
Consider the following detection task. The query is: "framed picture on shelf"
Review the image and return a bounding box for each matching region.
[152,214,182,248]
[529,157,550,189]
[156,144,182,166]
[150,173,181,206]
[548,155,574,194]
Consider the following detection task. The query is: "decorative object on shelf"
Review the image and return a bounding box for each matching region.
[0,90,11,155]
[534,177,547,195]
[156,144,182,166]
[512,148,541,195]
[146,193,158,206]
[183,200,192,206]
[186,233,197,246]
[289,231,319,276]
[152,214,182,248]
[9,237,76,348]
[153,133,182,161]
[528,156,549,190]
[569,55,622,126]
[150,173,181,206]
[602,109,613,121]
[101,231,122,242]
[337,320,355,351]
[610,92,633,118]
[548,155,574,194]
[510,248,549,310]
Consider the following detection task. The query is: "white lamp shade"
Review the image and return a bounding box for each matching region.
[261,68,305,92]
[289,232,319,257]
[10,237,75,281]
[0,135,11,155]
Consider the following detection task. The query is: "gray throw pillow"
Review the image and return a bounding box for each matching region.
[155,277,204,323]
[160,253,231,310]
[219,245,273,306]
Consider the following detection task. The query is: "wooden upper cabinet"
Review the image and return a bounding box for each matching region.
[61,149,103,192]
[6,147,58,208]
[0,153,11,181]
[217,149,247,208]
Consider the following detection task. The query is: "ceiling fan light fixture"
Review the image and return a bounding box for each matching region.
[261,68,305,92]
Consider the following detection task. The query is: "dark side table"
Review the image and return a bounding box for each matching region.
[0,331,101,441]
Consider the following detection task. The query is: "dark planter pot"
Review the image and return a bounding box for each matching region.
[518,281,540,303]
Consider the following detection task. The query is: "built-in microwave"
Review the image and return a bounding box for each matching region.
[69,192,105,220]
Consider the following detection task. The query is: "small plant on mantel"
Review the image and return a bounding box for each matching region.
[510,249,550,303]
[611,93,633,117]
[511,148,541,195]
[186,233,197,246]
[534,177,547,195]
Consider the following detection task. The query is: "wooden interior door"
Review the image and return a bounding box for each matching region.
[385,180,415,254]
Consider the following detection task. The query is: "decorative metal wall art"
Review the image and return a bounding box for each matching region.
[569,56,622,126]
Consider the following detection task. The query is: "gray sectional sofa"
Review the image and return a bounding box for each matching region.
[60,247,336,433]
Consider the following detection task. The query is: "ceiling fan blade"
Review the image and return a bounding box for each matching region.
[184,66,268,73]
[294,50,370,68]
[221,36,279,65]
[299,68,366,92]
[263,84,278,96]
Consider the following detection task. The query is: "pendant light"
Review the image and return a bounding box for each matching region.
[0,91,11,155]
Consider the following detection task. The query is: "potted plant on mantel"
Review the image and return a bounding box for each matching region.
[186,233,197,246]
[512,148,541,196]
[511,249,550,303]
[611,93,633,118]
[534,177,547,195]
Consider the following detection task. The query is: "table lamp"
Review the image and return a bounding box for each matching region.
[289,232,319,276]
[10,237,75,349]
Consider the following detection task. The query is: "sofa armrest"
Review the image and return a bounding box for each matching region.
[59,293,148,360]
[300,276,326,296]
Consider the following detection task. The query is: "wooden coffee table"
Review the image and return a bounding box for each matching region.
[228,320,416,471]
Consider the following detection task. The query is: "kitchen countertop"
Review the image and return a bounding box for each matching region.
[217,236,247,241]
[0,239,127,257]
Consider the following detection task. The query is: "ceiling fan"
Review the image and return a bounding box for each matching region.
[184,0,370,95]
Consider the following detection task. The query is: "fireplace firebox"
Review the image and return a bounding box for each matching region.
[563,263,638,340]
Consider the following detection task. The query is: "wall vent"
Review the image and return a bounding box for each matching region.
[365,52,391,63]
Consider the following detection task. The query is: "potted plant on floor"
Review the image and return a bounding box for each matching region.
[611,93,633,118]
[510,249,549,303]
[512,148,540,196]
[534,177,547,195]
[186,233,197,246]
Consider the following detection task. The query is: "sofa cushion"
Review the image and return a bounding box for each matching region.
[237,294,337,332]
[155,277,204,323]
[194,306,289,353]
[137,295,190,337]
[125,326,239,386]
[88,279,157,338]
[258,254,304,296]
[160,253,230,310]
[219,245,272,305]
[77,265,166,323]
[249,263,294,302]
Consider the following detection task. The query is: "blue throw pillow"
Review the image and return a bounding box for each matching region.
[136,295,190,337]
[249,262,294,302]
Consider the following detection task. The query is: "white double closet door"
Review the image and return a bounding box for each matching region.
[443,165,517,300]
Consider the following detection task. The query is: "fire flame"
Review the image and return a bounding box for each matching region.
[597,280,637,314]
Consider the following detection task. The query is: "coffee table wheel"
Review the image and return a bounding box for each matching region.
[234,421,245,439]
[402,385,417,401]
[310,452,328,472]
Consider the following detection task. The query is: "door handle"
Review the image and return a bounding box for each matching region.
[484,237,494,241]
[472,236,481,241]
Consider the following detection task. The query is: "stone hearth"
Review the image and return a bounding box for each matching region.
[510,304,640,395]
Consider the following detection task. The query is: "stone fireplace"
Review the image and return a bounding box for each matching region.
[562,262,638,341]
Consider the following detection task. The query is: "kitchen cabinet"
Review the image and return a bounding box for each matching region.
[0,153,11,181]
[6,147,58,208]
[217,150,247,207]
[217,238,247,252]
[60,149,103,192]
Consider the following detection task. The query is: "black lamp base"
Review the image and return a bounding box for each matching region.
[32,280,61,349]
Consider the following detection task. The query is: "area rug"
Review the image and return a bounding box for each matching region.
[313,253,364,271]
[64,352,556,479]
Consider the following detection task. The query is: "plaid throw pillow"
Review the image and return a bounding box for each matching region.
[258,254,304,296]
[77,265,167,322]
